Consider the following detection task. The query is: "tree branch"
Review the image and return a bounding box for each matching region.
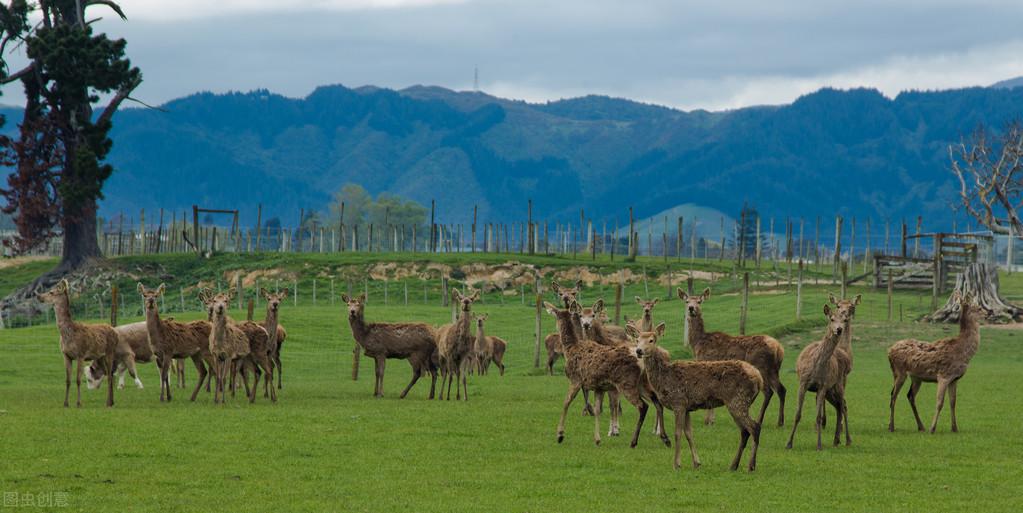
[96,75,141,126]
[0,63,33,85]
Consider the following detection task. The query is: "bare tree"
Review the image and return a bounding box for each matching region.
[951,121,1023,235]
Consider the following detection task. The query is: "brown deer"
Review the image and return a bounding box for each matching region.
[887,291,982,433]
[436,288,480,400]
[342,293,438,399]
[680,288,787,427]
[545,280,583,375]
[203,290,251,404]
[473,313,493,375]
[545,302,669,448]
[237,320,277,403]
[260,287,288,390]
[37,279,117,408]
[786,304,852,450]
[635,297,659,331]
[632,323,762,471]
[139,283,213,402]
[489,336,507,376]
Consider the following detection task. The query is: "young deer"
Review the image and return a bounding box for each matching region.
[546,302,669,448]
[203,290,251,404]
[786,304,852,450]
[139,283,213,402]
[435,288,480,400]
[888,291,983,433]
[260,288,288,390]
[343,293,438,399]
[680,288,786,427]
[635,297,659,331]
[38,279,117,408]
[545,280,583,375]
[632,323,762,471]
[473,313,492,375]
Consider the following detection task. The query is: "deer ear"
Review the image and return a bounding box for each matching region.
[61,279,70,292]
[824,304,832,316]
[550,281,561,293]
[828,293,838,305]
[569,301,582,314]
[481,313,489,320]
[594,298,605,312]
[701,288,711,300]
[157,283,166,296]
[543,302,559,316]
[357,293,366,303]
[635,296,643,305]
[260,287,270,299]
[655,322,666,337]
[853,294,862,306]
[452,288,462,301]
[652,297,659,305]
[625,323,639,339]
[469,289,481,301]
[574,280,584,290]
[341,294,351,303]
[280,288,289,299]
[677,287,687,300]
[137,282,145,295]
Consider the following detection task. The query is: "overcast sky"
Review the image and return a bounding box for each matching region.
[5,0,1023,111]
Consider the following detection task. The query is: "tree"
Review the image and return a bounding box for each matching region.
[329,184,372,227]
[941,121,1023,323]
[328,183,427,229]
[0,0,142,274]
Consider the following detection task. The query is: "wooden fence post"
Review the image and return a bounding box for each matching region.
[110,285,119,327]
[247,299,254,321]
[614,280,623,325]
[739,272,750,335]
[887,269,894,321]
[796,259,803,320]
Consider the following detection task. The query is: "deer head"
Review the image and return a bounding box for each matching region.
[677,287,711,318]
[261,287,288,314]
[137,282,166,313]
[341,293,366,320]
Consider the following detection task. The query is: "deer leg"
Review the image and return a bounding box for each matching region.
[888,371,907,432]
[608,390,621,437]
[557,382,582,443]
[774,375,787,427]
[374,357,386,398]
[786,384,807,449]
[63,354,72,407]
[649,393,671,447]
[704,407,716,425]
[274,349,283,390]
[266,355,277,403]
[428,361,437,400]
[755,385,774,428]
[399,361,422,399]
[189,354,207,402]
[461,360,469,402]
[907,378,925,431]
[628,394,648,449]
[75,358,84,408]
[581,390,595,416]
[827,389,843,446]
[930,378,950,434]
[949,379,959,433]
[815,390,827,450]
[593,390,603,446]
[729,411,753,471]
[842,390,851,446]
[126,355,142,389]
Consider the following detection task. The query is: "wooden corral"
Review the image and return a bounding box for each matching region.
[874,233,992,291]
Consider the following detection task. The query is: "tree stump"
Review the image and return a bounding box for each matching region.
[928,263,1022,323]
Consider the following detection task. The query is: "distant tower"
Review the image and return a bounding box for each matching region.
[474,66,479,92]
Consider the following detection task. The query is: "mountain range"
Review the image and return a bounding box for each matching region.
[6,79,1023,229]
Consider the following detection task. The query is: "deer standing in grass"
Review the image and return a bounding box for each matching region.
[680,288,786,427]
[887,291,982,433]
[546,302,669,448]
[38,279,117,408]
[86,321,151,390]
[204,290,251,404]
[436,289,480,400]
[139,283,213,402]
[260,288,288,390]
[545,280,583,375]
[343,293,438,399]
[635,297,659,331]
[631,322,762,471]
[786,304,852,450]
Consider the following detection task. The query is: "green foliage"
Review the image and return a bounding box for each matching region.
[328,183,427,228]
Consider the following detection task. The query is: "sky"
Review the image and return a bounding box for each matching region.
[4,0,1023,111]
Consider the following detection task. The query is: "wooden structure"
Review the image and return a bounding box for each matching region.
[874,233,992,291]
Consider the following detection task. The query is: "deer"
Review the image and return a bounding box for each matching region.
[632,322,763,471]
[635,297,659,331]
[545,301,669,448]
[203,290,251,404]
[138,283,213,402]
[679,287,787,427]
[785,304,853,450]
[342,293,438,399]
[545,280,583,375]
[473,313,493,375]
[435,288,481,400]
[260,287,288,390]
[37,279,117,408]
[887,291,983,433]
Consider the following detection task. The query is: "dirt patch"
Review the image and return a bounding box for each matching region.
[0,256,50,270]
[221,268,299,288]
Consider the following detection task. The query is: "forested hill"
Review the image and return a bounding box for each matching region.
[13,82,1023,227]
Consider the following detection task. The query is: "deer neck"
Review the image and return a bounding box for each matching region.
[475,323,486,348]
[51,294,76,346]
[145,306,165,343]
[557,314,580,349]
[811,328,842,381]
[687,312,705,346]
[838,320,853,356]
[211,313,230,344]
[640,312,653,331]
[264,307,279,343]
[640,347,671,384]
[348,312,368,341]
[454,308,471,339]
[957,306,980,354]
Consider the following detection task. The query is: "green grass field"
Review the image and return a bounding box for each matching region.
[1,254,1021,512]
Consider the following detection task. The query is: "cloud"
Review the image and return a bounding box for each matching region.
[125,0,471,21]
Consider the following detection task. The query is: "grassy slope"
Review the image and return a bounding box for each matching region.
[0,254,1020,512]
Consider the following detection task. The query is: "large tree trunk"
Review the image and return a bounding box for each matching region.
[59,198,101,273]
[928,263,1022,323]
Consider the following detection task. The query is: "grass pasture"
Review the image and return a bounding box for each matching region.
[0,254,1021,512]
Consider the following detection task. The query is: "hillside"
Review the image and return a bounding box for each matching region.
[8,84,1023,227]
